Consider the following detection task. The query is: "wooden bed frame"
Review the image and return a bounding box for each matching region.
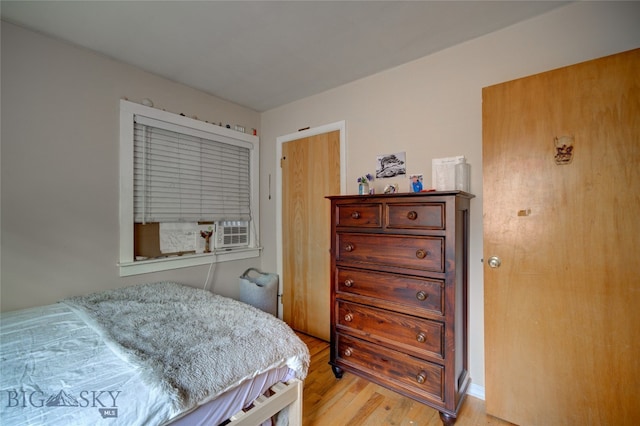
[228,379,303,426]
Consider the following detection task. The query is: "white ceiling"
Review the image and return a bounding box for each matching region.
[1,1,568,112]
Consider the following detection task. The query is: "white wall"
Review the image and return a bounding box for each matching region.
[1,21,261,311]
[258,1,640,391]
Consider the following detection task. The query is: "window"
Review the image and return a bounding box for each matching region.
[119,100,260,276]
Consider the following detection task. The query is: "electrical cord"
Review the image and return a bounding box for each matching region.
[203,250,218,291]
[203,204,258,292]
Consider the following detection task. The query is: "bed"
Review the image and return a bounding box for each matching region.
[0,282,310,425]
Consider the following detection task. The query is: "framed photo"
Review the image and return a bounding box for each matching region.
[376,152,406,179]
[409,174,424,193]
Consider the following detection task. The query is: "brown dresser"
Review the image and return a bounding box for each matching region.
[327,191,473,425]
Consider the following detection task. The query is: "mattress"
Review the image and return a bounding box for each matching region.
[0,283,309,425]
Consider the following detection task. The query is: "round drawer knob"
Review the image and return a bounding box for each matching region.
[416,249,428,259]
[416,332,427,343]
[344,243,355,252]
[344,313,353,322]
[416,291,427,301]
[351,211,361,219]
[344,347,353,357]
[344,279,354,288]
[407,211,418,220]
[416,372,427,384]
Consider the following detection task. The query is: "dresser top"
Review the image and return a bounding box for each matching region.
[326,190,475,200]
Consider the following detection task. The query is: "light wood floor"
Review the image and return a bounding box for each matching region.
[296,332,515,426]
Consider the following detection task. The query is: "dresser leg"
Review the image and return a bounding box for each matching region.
[439,411,457,426]
[331,365,344,379]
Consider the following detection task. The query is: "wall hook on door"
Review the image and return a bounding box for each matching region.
[554,135,575,165]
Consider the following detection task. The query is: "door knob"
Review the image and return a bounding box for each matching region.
[488,256,502,268]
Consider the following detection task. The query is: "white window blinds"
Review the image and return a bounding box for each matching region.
[134,116,251,223]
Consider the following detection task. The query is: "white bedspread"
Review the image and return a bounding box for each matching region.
[0,282,310,425]
[1,303,176,425]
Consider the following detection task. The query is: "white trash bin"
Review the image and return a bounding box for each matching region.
[239,268,278,316]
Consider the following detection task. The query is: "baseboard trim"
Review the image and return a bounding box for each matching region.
[467,383,485,400]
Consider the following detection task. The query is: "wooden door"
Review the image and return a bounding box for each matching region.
[483,49,640,425]
[282,130,340,341]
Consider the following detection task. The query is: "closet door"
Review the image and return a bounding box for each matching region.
[281,130,340,341]
[483,49,639,425]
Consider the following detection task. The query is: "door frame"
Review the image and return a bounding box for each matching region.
[276,121,347,319]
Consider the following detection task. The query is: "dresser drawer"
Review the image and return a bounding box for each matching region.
[335,203,382,228]
[336,301,444,359]
[336,267,444,315]
[336,333,444,401]
[386,202,445,230]
[336,233,444,272]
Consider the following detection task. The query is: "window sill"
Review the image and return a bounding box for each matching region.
[118,247,262,277]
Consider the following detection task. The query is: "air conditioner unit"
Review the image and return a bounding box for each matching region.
[214,221,250,249]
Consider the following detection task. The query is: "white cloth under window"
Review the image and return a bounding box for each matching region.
[133,117,251,223]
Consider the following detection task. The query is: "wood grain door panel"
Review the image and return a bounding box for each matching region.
[282,131,340,341]
[483,49,640,425]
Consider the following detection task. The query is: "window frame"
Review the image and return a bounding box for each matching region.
[118,100,260,276]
